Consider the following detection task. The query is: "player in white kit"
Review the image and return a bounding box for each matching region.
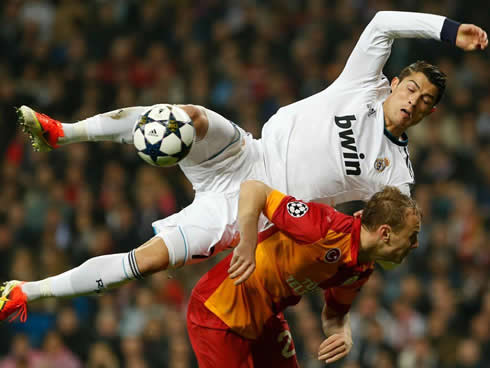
[1,11,487,321]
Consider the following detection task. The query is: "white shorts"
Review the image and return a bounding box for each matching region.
[152,117,267,267]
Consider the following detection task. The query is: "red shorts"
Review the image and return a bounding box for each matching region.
[187,296,299,368]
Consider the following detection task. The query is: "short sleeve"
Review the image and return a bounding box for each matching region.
[264,190,337,244]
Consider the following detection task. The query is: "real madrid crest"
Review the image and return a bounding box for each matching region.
[374,157,390,172]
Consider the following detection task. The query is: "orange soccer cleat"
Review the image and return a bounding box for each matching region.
[17,105,64,152]
[0,281,28,323]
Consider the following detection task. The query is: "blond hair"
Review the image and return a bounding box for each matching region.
[362,187,420,233]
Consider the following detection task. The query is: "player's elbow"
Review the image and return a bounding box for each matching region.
[370,11,395,31]
[240,180,259,195]
[240,180,271,198]
[372,11,393,21]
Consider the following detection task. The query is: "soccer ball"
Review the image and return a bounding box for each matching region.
[133,104,195,167]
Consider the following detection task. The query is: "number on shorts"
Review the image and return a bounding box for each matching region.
[277,330,296,359]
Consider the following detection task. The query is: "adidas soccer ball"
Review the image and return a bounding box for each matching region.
[133,104,195,167]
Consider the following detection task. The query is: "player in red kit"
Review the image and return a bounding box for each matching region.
[187,180,421,367]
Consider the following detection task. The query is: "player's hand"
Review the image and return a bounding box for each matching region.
[456,24,488,51]
[318,333,353,364]
[228,241,256,285]
[353,210,363,218]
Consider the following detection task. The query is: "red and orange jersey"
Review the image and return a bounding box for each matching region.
[191,190,374,340]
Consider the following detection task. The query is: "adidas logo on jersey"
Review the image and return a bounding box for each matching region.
[335,115,363,176]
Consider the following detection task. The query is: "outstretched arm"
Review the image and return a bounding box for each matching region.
[228,180,272,285]
[337,11,487,87]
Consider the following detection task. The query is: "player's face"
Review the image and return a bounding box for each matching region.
[385,72,439,130]
[381,209,421,264]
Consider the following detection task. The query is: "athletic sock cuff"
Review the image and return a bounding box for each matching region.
[125,250,144,280]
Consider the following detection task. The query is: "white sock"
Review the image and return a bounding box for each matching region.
[59,106,149,145]
[21,250,143,302]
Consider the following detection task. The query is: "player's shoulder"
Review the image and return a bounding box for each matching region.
[334,68,391,92]
[327,209,355,233]
[278,193,334,216]
[269,192,345,229]
[277,88,331,114]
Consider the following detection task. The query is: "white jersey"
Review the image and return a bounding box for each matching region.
[262,11,446,205]
[152,10,457,266]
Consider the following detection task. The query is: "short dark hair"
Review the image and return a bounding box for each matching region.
[399,60,447,106]
[362,187,420,233]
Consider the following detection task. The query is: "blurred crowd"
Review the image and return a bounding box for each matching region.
[0,0,489,367]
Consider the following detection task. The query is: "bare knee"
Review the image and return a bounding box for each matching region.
[179,104,208,140]
[134,236,171,275]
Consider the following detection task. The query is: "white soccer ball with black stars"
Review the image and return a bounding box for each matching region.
[133,104,195,167]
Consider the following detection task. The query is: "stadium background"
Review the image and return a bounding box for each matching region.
[0,0,488,367]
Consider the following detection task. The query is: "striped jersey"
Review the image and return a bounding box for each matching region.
[191,190,374,340]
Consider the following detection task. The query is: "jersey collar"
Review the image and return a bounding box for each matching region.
[384,127,409,147]
[348,219,375,270]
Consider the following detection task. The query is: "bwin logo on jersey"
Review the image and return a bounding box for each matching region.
[335,115,362,176]
[287,201,309,217]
